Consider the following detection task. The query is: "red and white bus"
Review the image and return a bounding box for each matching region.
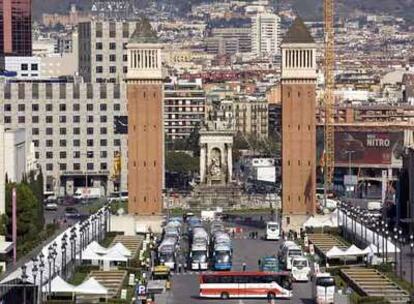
[199,271,292,299]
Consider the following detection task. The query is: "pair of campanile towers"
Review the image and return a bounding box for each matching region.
[125,18,317,223]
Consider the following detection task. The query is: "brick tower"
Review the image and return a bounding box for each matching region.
[126,19,164,215]
[281,18,317,231]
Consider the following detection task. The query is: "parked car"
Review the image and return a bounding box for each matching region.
[64,207,80,218]
[45,202,58,211]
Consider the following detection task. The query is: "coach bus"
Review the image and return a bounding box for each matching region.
[199,271,292,300]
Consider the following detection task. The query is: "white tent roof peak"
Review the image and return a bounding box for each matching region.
[42,276,75,293]
[111,242,132,257]
[75,277,108,295]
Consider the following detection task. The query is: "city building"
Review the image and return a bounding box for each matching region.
[251,13,281,57]
[281,18,317,230]
[234,96,268,138]
[126,19,164,215]
[205,27,252,55]
[78,20,137,83]
[0,81,128,195]
[0,0,32,57]
[164,78,206,141]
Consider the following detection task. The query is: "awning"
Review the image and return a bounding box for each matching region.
[42,276,75,293]
[75,277,108,295]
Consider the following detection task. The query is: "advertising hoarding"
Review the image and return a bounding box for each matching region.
[334,131,404,166]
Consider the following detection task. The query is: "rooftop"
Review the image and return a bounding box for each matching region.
[283,17,315,44]
[129,17,158,44]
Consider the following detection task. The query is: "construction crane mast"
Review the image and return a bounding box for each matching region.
[324,0,335,193]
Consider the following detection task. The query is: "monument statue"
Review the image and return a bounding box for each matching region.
[209,149,222,178]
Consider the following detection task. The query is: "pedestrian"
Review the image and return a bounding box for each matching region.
[232,229,235,238]
[242,262,247,271]
[258,259,261,268]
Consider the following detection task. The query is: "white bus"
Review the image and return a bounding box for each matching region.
[291,257,311,282]
[312,273,335,304]
[266,221,280,240]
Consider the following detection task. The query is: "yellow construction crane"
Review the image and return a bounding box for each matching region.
[324,0,335,192]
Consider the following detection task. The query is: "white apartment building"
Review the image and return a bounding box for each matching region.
[0,81,128,195]
[251,13,281,57]
[78,20,138,83]
[164,78,206,141]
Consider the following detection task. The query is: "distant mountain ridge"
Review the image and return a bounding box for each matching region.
[33,0,414,22]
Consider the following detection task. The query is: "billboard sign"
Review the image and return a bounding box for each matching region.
[256,167,276,183]
[335,131,404,166]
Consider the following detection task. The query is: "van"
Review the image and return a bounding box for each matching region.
[291,256,311,281]
[280,243,303,270]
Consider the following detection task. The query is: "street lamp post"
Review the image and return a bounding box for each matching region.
[399,229,403,278]
[39,253,44,304]
[21,265,27,304]
[31,262,38,304]
[394,227,398,273]
[410,235,414,303]
[61,240,67,278]
[385,228,389,264]
[47,254,53,296]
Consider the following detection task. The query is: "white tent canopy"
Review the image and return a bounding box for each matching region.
[344,245,365,256]
[326,246,345,258]
[75,277,108,295]
[42,276,75,293]
[111,242,131,258]
[88,241,109,254]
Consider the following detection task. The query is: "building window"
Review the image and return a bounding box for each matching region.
[73,84,80,99]
[100,139,107,146]
[100,163,107,170]
[100,116,107,123]
[96,22,103,38]
[87,163,94,170]
[87,127,94,135]
[18,83,25,99]
[114,103,121,111]
[96,42,103,50]
[32,128,39,135]
[73,116,80,123]
[60,128,66,135]
[114,139,121,146]
[100,127,107,134]
[59,163,67,171]
[100,104,107,111]
[46,104,53,111]
[32,116,39,123]
[73,127,80,135]
[73,151,80,158]
[60,151,67,159]
[18,104,25,111]
[46,128,53,135]
[87,116,94,123]
[122,23,129,38]
[32,83,39,99]
[96,66,103,74]
[4,104,11,111]
[100,151,107,158]
[21,63,28,71]
[4,117,11,124]
[18,116,25,123]
[4,83,11,99]
[109,54,116,62]
[45,83,53,99]
[123,66,128,74]
[59,84,66,99]
[31,63,38,71]
[73,163,80,171]
[46,140,53,147]
[73,104,80,111]
[109,42,116,50]
[73,139,80,147]
[109,22,116,38]
[32,104,39,111]
[87,84,93,99]
[59,116,66,123]
[46,152,53,159]
[60,139,67,147]
[87,139,94,146]
[96,54,103,62]
[46,164,53,171]
[109,66,116,73]
[100,84,107,99]
[46,116,53,123]
[59,104,66,111]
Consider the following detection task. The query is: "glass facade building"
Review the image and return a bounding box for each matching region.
[0,0,32,56]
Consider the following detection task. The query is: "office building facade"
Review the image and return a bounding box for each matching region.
[0,81,128,195]
[205,27,252,55]
[0,0,32,57]
[251,13,281,57]
[78,20,137,83]
[164,78,206,141]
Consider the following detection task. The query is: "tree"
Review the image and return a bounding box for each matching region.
[165,152,199,174]
[5,183,44,256]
